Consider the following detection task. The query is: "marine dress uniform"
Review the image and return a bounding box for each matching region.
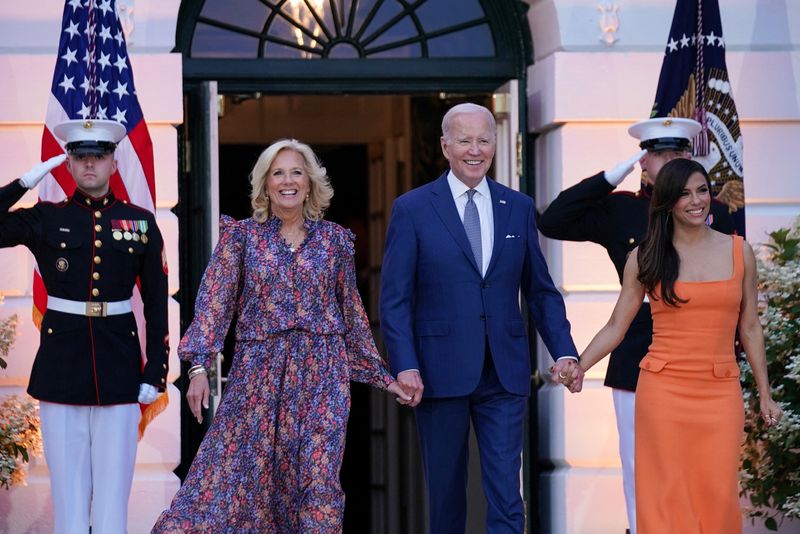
[0,119,168,534]
[537,117,734,534]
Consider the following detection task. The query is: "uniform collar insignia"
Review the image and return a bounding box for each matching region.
[71,188,116,209]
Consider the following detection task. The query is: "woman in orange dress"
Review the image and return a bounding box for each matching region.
[576,158,782,533]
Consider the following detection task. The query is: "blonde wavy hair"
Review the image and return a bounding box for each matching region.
[250,139,333,223]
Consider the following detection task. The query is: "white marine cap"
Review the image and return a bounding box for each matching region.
[628,117,701,152]
[53,119,127,155]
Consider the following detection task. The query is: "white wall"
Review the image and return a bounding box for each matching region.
[0,2,183,533]
[527,1,800,533]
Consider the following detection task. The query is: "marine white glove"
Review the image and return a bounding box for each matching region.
[604,149,647,187]
[18,154,67,189]
[138,383,158,404]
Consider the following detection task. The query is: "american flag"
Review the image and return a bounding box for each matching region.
[36,0,165,435]
[650,0,745,235]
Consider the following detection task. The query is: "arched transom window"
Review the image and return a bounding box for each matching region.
[190,0,496,59]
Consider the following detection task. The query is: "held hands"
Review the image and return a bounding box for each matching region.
[19,154,67,189]
[549,358,585,393]
[138,383,158,404]
[386,381,413,405]
[760,396,783,428]
[395,369,424,407]
[604,149,648,187]
[187,372,210,424]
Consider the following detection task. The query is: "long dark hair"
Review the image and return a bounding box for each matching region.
[637,158,711,306]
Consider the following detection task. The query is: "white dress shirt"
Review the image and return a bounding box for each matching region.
[447,171,494,276]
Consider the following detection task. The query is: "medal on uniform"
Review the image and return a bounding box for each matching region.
[120,219,132,240]
[132,232,140,242]
[111,220,124,240]
[55,258,69,272]
[141,234,149,244]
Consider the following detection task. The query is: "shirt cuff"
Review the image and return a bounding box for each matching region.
[556,356,579,361]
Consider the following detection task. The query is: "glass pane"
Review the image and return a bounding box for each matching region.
[200,0,268,33]
[328,42,361,58]
[366,42,421,58]
[358,0,402,41]
[266,12,326,56]
[349,0,380,38]
[427,23,494,57]
[192,0,499,60]
[415,0,485,33]
[366,15,417,49]
[262,40,323,59]
[281,0,336,39]
[191,22,260,58]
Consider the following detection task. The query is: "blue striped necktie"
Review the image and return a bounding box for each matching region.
[464,189,482,272]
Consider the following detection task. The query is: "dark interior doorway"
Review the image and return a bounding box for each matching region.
[179,91,504,534]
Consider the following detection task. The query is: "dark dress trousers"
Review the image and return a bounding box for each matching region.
[0,179,169,405]
[537,172,735,391]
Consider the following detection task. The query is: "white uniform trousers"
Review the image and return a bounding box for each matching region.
[39,402,140,534]
[612,389,636,534]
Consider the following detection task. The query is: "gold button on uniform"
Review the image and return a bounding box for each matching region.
[92,288,100,297]
[94,256,101,264]
[47,328,53,334]
[161,378,166,384]
[95,224,102,232]
[103,198,108,206]
[628,237,635,245]
[94,211,102,218]
[85,198,91,206]
[162,364,167,369]
[128,247,134,254]
[95,240,102,247]
[60,242,67,249]
[131,331,136,337]
[92,272,100,280]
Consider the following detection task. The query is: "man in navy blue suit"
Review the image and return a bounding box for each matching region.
[380,103,580,533]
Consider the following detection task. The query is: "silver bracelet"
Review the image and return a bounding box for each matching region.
[188,365,207,379]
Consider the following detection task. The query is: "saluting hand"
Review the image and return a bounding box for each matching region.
[604,149,648,187]
[19,154,67,189]
[187,373,210,424]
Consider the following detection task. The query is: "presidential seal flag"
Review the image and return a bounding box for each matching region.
[651,0,745,235]
[36,0,167,436]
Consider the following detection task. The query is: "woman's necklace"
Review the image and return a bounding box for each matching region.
[280,225,306,252]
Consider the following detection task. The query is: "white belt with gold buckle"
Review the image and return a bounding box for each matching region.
[47,296,132,317]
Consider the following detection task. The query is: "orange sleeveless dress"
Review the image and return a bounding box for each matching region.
[635,235,745,534]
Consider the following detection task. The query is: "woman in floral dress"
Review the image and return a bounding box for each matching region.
[152,139,409,533]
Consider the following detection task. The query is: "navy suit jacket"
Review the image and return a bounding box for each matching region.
[380,173,577,398]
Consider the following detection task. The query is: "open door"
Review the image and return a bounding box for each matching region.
[493,80,521,191]
[366,130,428,534]
[176,81,221,479]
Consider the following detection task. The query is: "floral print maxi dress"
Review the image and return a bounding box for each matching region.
[152,215,394,534]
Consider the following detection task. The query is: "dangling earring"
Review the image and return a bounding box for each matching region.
[304,194,310,203]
